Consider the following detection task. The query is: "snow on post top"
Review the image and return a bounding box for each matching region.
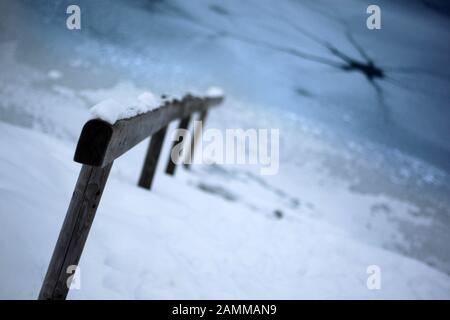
[138,91,160,108]
[206,86,224,98]
[90,88,223,124]
[90,92,161,124]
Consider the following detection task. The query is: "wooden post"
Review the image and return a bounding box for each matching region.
[37,93,223,300]
[183,110,208,170]
[38,163,113,300]
[138,125,168,189]
[165,115,191,176]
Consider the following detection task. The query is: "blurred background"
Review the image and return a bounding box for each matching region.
[0,0,449,299]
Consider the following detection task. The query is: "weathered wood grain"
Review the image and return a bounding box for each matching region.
[38,163,113,300]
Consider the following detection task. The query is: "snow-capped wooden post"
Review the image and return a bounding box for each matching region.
[38,93,223,300]
[165,115,192,176]
[138,125,168,189]
[183,110,208,170]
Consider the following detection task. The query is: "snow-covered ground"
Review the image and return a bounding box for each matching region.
[1,121,450,299]
[0,0,449,299]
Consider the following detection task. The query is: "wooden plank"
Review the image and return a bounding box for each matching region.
[138,125,168,189]
[74,95,223,167]
[38,163,113,300]
[183,110,208,170]
[165,115,192,176]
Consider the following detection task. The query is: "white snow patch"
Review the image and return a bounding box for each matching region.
[47,69,62,80]
[206,86,224,98]
[89,98,143,124]
[137,91,161,110]
[90,91,165,124]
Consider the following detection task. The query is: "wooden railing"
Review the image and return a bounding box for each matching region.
[38,93,224,300]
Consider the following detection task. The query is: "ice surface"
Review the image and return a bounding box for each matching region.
[47,70,62,80]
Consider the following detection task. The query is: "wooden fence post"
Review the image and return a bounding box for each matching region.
[37,93,223,300]
[138,125,168,190]
[38,163,113,300]
[183,110,208,170]
[165,115,191,176]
